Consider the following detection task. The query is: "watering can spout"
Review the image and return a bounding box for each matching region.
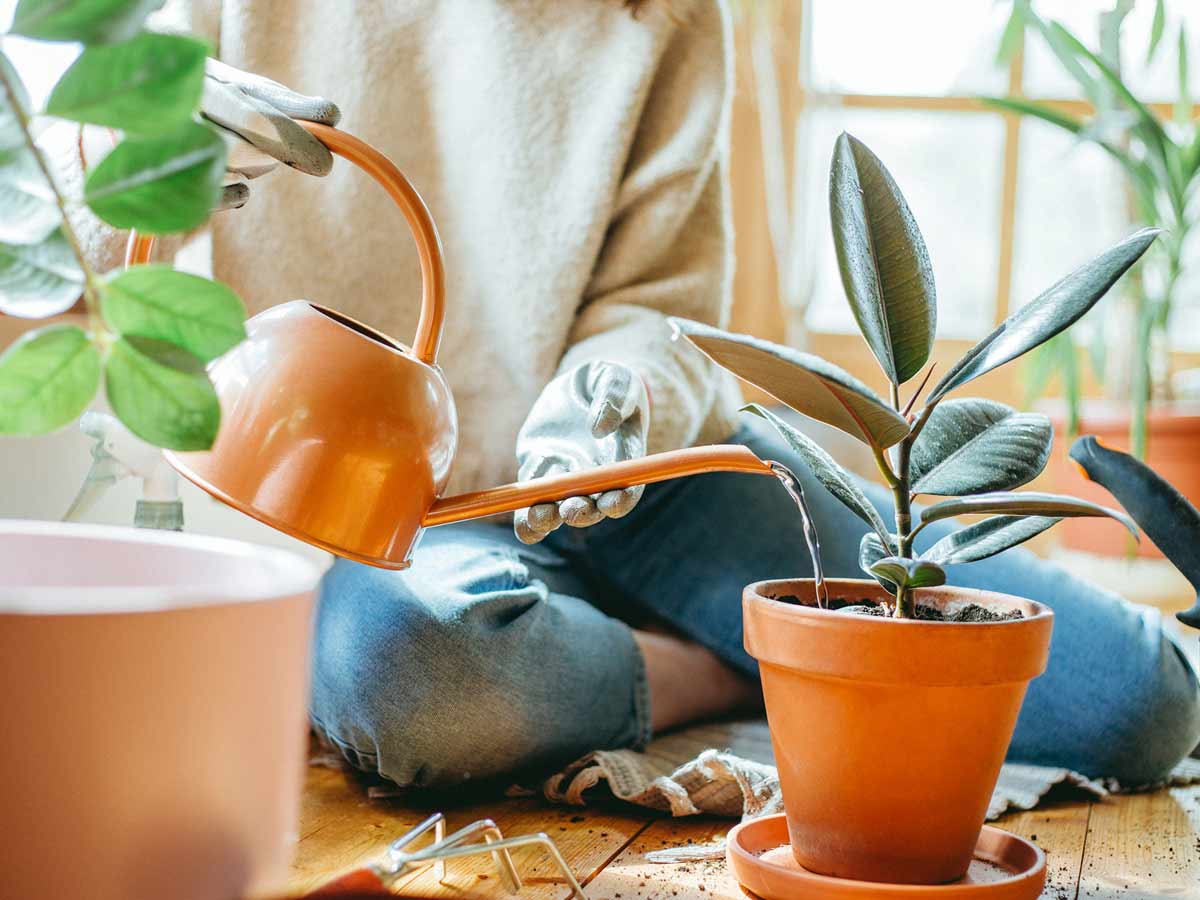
[423,444,774,527]
[128,124,776,570]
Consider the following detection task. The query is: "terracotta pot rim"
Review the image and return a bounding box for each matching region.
[1037,398,1200,431]
[743,578,1054,686]
[745,578,1053,626]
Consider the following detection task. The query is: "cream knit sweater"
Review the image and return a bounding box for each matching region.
[87,0,743,495]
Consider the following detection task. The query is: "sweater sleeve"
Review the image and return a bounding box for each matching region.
[555,0,736,455]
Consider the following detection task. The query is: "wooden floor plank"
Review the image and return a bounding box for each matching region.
[582,817,740,900]
[1076,785,1200,900]
[288,766,652,899]
[992,801,1091,900]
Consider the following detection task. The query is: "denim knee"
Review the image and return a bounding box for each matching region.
[1064,635,1200,784]
[309,561,519,788]
[309,553,647,788]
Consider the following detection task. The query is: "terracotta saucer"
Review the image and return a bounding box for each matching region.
[726,814,1046,900]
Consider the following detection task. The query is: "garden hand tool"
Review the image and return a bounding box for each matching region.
[126,123,776,570]
[202,59,340,209]
[296,812,587,900]
[1070,435,1200,628]
[514,360,648,543]
[63,411,182,530]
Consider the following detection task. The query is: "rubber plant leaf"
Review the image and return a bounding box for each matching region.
[829,132,935,385]
[670,318,910,450]
[0,230,86,318]
[0,148,61,245]
[858,531,898,576]
[869,557,946,592]
[47,32,208,133]
[85,121,225,233]
[743,403,893,546]
[921,515,1061,566]
[103,266,246,363]
[909,398,1052,496]
[105,335,220,450]
[11,0,165,45]
[927,228,1158,403]
[0,324,100,434]
[919,491,1138,539]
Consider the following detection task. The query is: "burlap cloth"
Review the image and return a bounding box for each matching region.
[513,718,1200,862]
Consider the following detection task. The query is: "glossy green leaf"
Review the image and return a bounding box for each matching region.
[909,398,1052,496]
[105,336,219,450]
[829,133,935,384]
[11,0,164,44]
[0,324,99,434]
[0,230,85,317]
[0,51,32,154]
[928,228,1157,403]
[869,556,946,591]
[85,121,225,233]
[47,32,207,132]
[0,148,60,245]
[918,491,1138,539]
[103,265,245,362]
[743,403,892,545]
[671,318,910,450]
[921,515,1061,566]
[858,531,896,576]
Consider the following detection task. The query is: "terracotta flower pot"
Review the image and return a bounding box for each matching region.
[1043,402,1200,559]
[743,579,1053,886]
[0,521,321,900]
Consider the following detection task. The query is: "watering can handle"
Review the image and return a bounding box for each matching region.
[124,121,446,366]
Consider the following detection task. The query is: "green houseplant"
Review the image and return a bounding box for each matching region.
[672,132,1151,886]
[984,1,1200,559]
[0,7,321,900]
[1,0,246,448]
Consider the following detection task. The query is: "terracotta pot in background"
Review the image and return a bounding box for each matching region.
[1044,403,1200,559]
[0,521,321,900]
[743,579,1053,886]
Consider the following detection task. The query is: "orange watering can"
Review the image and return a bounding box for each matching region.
[127,123,774,568]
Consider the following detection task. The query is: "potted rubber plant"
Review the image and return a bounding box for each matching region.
[0,5,320,900]
[671,132,1153,886]
[987,0,1200,558]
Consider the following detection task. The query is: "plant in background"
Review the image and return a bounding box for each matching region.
[674,133,1149,617]
[988,0,1198,458]
[0,0,245,449]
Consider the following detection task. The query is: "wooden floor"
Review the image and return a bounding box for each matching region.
[287,764,1200,900]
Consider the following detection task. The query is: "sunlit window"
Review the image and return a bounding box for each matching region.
[792,0,1200,351]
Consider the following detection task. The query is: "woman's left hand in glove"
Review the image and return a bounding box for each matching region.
[513,361,649,545]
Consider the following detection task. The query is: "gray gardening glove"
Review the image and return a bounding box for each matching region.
[514,361,649,545]
[202,59,341,209]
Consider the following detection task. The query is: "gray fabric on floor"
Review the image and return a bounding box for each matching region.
[522,718,1200,863]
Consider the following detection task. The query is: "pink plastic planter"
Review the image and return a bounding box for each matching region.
[0,520,321,900]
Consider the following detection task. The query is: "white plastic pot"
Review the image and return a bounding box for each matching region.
[0,520,322,900]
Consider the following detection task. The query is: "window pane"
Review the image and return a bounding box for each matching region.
[1010,118,1128,331]
[801,109,1004,340]
[1024,0,1200,104]
[809,0,1009,96]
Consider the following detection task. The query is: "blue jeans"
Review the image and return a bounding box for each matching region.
[310,417,1200,789]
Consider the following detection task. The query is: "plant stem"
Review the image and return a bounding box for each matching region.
[0,64,105,337]
[892,435,914,618]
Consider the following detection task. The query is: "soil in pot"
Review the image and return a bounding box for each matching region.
[744,579,1053,887]
[775,595,1025,622]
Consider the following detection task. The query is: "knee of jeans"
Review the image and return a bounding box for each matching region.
[1066,638,1200,784]
[309,562,511,789]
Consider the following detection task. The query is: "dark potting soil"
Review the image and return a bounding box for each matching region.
[773,595,1024,622]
